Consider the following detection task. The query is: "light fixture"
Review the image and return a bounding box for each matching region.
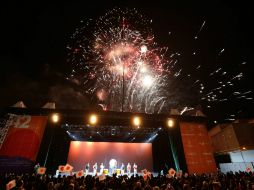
[167,118,174,128]
[89,114,98,125]
[132,116,141,127]
[51,113,60,123]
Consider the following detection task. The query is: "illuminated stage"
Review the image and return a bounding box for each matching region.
[0,107,217,174]
[67,141,153,174]
[55,171,159,178]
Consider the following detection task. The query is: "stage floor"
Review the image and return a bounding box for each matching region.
[55,171,159,178]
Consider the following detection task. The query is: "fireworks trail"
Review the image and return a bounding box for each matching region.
[194,20,206,39]
[67,8,252,118]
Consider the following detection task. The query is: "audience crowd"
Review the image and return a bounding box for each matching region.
[1,171,254,190]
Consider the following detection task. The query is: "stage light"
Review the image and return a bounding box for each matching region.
[242,146,246,150]
[146,132,159,143]
[132,116,141,126]
[51,113,59,123]
[167,118,174,128]
[89,114,98,125]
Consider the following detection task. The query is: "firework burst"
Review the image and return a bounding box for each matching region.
[67,8,172,113]
[67,8,252,117]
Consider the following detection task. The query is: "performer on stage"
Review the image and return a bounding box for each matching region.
[133,163,137,176]
[127,163,131,175]
[85,163,90,175]
[93,163,97,176]
[120,163,125,175]
[100,163,104,175]
[109,159,117,174]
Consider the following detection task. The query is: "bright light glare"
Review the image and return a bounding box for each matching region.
[141,45,147,53]
[167,119,174,128]
[51,113,59,123]
[142,75,153,87]
[140,65,147,73]
[133,116,141,126]
[137,61,143,65]
[89,114,98,125]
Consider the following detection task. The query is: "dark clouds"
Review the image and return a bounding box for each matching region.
[48,85,90,109]
[0,62,90,109]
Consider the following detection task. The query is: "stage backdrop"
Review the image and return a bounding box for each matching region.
[180,122,217,174]
[0,115,48,161]
[67,141,153,172]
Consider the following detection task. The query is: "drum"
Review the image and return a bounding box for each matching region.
[103,169,108,174]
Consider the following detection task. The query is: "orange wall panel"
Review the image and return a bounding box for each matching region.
[180,122,217,174]
[0,115,48,161]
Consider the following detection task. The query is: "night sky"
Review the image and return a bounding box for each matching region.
[0,1,253,122]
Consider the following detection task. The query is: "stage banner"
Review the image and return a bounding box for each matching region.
[179,122,217,174]
[0,115,48,161]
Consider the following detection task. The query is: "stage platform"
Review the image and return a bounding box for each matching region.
[55,171,159,178]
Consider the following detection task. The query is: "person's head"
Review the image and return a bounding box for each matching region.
[212,182,221,190]
[136,181,142,187]
[68,183,74,190]
[144,185,152,190]
[202,180,209,187]
[183,183,191,190]
[47,182,54,190]
[17,180,24,188]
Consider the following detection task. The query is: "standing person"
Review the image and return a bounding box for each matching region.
[100,163,104,175]
[133,163,138,176]
[93,163,97,176]
[121,163,125,175]
[109,159,117,175]
[85,163,90,175]
[113,160,117,174]
[127,163,131,175]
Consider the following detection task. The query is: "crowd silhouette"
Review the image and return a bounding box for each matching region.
[1,170,254,190]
